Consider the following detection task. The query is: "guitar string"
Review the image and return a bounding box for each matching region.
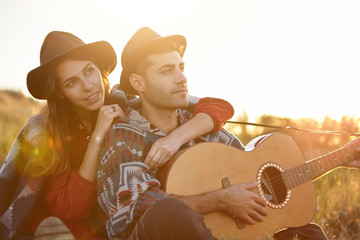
[226,121,360,137]
[255,160,330,193]
[259,154,352,192]
[262,162,328,190]
[257,145,360,194]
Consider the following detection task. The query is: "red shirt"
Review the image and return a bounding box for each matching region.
[30,97,234,240]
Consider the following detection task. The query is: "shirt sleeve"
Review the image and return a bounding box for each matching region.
[193,97,235,133]
[42,168,97,220]
[97,123,167,238]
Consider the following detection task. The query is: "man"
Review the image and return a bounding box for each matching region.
[97,27,328,239]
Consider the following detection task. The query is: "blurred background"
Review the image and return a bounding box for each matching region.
[1,0,360,239]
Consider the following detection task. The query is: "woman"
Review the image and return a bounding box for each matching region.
[0,31,235,239]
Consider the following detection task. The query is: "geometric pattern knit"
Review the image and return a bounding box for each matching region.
[97,108,244,239]
[0,114,46,240]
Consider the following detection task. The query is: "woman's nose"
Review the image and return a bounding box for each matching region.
[81,78,93,91]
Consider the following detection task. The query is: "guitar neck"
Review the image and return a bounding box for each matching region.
[283,142,360,189]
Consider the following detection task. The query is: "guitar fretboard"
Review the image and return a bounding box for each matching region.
[283,141,360,189]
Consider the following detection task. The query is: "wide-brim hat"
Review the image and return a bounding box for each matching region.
[27,31,117,100]
[120,27,186,95]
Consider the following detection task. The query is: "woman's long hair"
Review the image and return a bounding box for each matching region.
[25,54,111,177]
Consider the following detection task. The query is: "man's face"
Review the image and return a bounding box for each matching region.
[141,50,189,110]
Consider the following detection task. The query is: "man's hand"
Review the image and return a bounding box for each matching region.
[144,135,182,170]
[144,112,216,170]
[344,138,360,168]
[221,182,269,225]
[344,146,360,167]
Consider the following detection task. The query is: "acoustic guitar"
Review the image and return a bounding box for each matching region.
[158,132,360,239]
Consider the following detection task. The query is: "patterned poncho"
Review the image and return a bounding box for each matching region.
[97,108,243,239]
[0,114,46,239]
[0,86,129,239]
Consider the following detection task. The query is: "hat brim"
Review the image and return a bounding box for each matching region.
[120,35,186,95]
[27,41,117,100]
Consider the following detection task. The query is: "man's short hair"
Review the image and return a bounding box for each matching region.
[133,41,180,76]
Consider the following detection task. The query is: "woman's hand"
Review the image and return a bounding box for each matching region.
[92,104,125,143]
[79,104,124,182]
[144,134,182,170]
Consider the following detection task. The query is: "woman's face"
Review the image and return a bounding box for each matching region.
[56,59,105,117]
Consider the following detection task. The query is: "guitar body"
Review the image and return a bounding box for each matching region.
[159,133,317,240]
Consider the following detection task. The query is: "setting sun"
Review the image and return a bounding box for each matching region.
[1,0,359,122]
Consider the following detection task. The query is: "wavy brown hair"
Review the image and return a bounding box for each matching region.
[25,53,111,177]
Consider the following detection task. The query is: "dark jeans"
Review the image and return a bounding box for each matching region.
[130,197,215,240]
[130,197,327,240]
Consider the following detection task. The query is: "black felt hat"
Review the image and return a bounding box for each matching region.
[120,27,186,94]
[27,31,117,99]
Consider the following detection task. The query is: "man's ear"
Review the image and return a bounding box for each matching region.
[129,73,145,93]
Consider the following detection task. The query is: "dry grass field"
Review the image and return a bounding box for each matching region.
[1,90,360,239]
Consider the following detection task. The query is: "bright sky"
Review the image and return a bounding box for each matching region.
[1,0,360,122]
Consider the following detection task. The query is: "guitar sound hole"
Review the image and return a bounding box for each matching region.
[260,167,287,204]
